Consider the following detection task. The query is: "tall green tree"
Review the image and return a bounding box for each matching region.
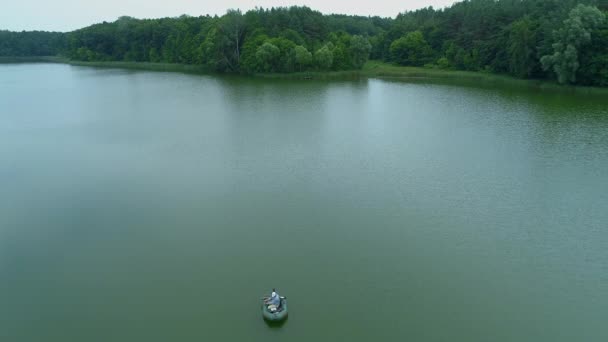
[293,45,312,71]
[541,4,606,83]
[390,30,432,66]
[314,44,334,70]
[199,27,234,71]
[268,37,297,72]
[349,35,372,69]
[577,20,608,86]
[508,16,539,78]
[239,30,269,72]
[255,42,280,72]
[215,9,247,71]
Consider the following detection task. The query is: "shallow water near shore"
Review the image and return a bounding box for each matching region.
[1,63,607,341]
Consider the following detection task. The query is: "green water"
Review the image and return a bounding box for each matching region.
[1,63,607,341]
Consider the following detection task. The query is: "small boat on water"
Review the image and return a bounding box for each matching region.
[261,296,288,322]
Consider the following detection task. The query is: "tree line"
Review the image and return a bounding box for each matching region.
[0,31,65,56]
[1,0,607,86]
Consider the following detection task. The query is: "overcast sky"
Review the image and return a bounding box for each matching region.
[1,0,457,32]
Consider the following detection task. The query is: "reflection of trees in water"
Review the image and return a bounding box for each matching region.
[380,76,608,116]
[217,77,370,115]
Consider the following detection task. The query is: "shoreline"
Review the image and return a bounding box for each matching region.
[3,57,607,94]
[361,61,608,95]
[0,56,66,63]
[68,59,212,74]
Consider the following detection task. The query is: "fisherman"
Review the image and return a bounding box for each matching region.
[264,288,281,308]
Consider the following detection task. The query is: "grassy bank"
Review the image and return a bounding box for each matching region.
[254,70,363,80]
[66,60,211,74]
[255,61,608,94]
[253,60,543,84]
[0,56,66,63]
[361,61,608,95]
[362,60,524,82]
[65,60,357,80]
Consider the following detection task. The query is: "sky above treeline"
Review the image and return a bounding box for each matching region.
[1,0,457,32]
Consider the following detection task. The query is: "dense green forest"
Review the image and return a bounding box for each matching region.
[0,31,65,56]
[1,0,607,85]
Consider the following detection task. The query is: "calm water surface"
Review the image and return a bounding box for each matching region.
[1,63,607,341]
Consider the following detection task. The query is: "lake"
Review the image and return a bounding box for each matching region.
[1,63,607,341]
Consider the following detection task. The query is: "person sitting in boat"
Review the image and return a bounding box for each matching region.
[264,288,281,308]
